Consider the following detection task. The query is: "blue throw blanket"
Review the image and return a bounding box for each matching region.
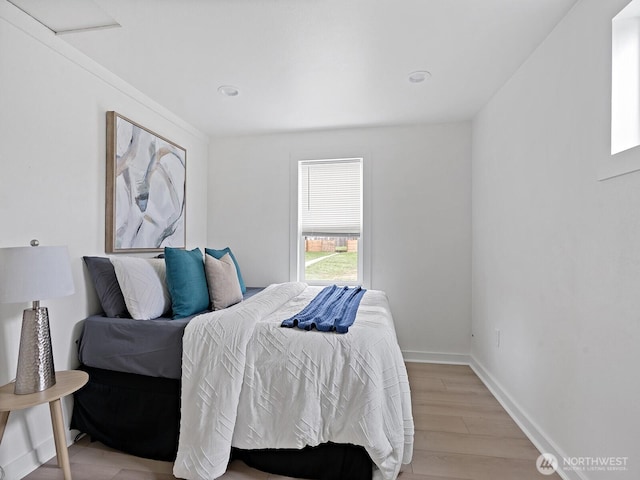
[281,285,366,333]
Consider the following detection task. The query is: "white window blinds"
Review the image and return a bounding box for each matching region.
[299,158,362,237]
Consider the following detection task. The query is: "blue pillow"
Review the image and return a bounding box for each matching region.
[164,247,210,319]
[205,247,246,293]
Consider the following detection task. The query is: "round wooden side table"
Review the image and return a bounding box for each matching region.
[0,370,89,480]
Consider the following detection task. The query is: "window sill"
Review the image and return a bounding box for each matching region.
[599,143,640,181]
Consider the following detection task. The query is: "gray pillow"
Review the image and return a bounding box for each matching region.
[204,253,243,310]
[83,256,129,318]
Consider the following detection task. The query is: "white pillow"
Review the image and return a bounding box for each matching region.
[204,253,243,310]
[111,257,171,320]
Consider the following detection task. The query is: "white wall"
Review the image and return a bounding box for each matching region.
[208,123,471,359]
[472,0,640,478]
[0,5,208,477]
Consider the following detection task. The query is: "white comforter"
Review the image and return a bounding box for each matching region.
[174,282,413,480]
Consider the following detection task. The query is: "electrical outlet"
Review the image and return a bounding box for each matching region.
[495,329,501,348]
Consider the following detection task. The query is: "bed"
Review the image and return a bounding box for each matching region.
[72,280,413,479]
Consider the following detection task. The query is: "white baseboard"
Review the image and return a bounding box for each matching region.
[3,435,56,480]
[2,430,78,480]
[469,358,587,480]
[401,351,588,480]
[402,350,471,365]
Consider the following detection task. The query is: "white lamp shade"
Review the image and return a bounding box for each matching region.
[0,246,75,303]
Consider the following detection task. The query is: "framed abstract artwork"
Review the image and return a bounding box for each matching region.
[105,111,186,253]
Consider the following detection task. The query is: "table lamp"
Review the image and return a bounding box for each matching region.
[0,240,74,394]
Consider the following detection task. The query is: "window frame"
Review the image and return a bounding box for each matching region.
[612,0,640,156]
[600,0,640,180]
[290,152,371,288]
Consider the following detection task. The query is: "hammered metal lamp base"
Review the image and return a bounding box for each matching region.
[14,307,56,395]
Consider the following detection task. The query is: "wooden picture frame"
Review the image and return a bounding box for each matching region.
[105,111,186,253]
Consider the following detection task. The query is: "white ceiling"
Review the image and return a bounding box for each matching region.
[16,0,579,137]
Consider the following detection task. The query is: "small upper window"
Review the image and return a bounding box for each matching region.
[612,0,640,155]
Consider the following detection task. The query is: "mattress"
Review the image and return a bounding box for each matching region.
[77,287,264,379]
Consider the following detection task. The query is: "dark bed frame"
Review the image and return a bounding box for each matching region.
[71,365,373,480]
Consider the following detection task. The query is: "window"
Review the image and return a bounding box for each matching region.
[600,0,640,179]
[294,158,363,285]
[612,0,640,155]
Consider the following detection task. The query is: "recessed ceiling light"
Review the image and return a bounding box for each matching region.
[408,71,431,83]
[218,85,240,97]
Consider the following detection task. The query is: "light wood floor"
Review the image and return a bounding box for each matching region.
[24,363,559,480]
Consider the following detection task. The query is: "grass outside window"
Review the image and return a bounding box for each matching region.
[305,252,357,282]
